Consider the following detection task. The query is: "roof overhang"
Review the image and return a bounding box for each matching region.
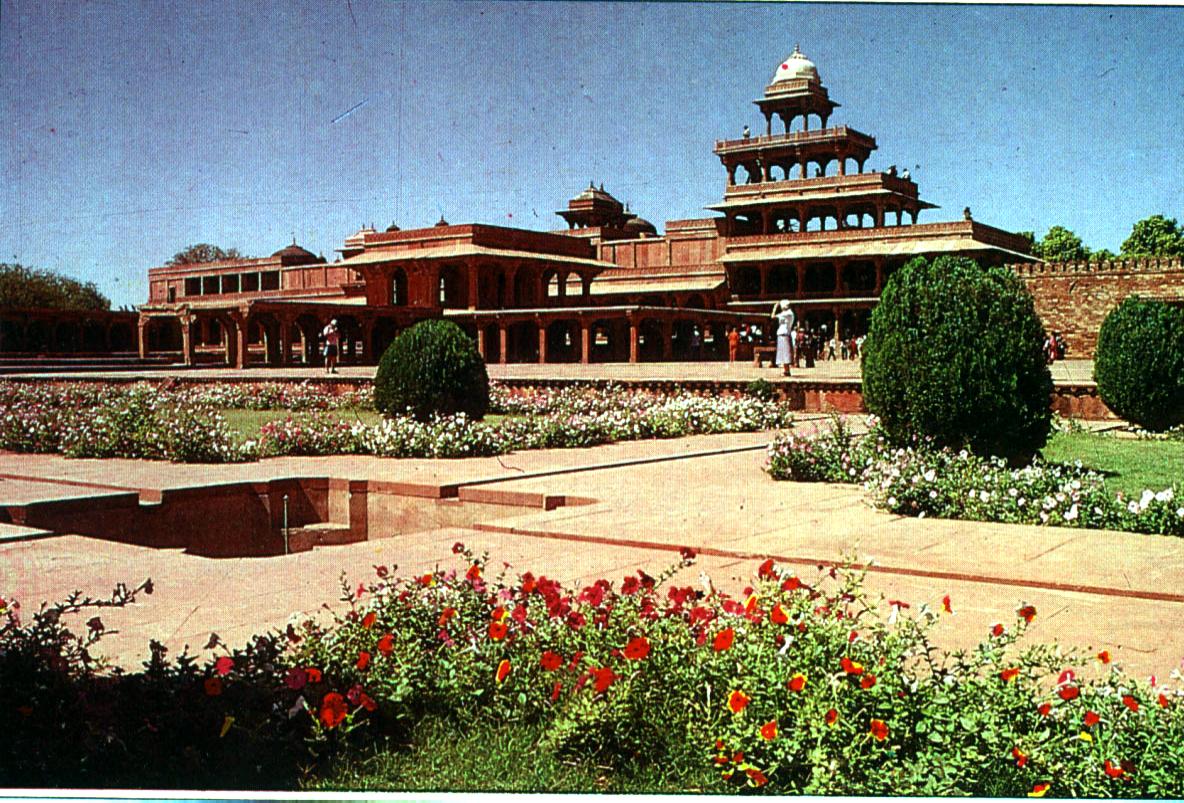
[340,245,615,270]
[720,238,1033,263]
[588,274,726,296]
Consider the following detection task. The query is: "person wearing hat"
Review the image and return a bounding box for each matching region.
[321,318,341,374]
[770,299,795,376]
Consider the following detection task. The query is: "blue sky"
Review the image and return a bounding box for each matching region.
[2,1,1182,309]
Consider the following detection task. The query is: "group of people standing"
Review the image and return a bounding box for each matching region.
[1044,331,1068,364]
[768,300,865,376]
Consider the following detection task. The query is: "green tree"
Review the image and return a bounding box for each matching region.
[0,263,110,310]
[374,319,489,421]
[1120,214,1184,258]
[1090,248,1118,263]
[1094,296,1184,432]
[166,243,244,266]
[1033,226,1089,262]
[861,256,1052,462]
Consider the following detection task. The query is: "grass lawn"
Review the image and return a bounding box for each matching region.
[220,409,518,440]
[303,716,716,794]
[1042,431,1184,497]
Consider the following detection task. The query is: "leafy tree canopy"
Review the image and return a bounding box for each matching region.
[1032,226,1089,262]
[166,243,245,266]
[1120,214,1184,258]
[0,263,110,311]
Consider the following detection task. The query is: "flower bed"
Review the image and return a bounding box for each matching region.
[0,381,794,463]
[4,554,1183,794]
[766,418,1184,537]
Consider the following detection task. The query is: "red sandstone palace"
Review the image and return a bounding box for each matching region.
[4,48,1181,366]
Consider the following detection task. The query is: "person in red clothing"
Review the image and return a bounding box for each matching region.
[727,326,740,364]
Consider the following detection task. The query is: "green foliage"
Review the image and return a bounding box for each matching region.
[1120,215,1184,258]
[861,256,1053,461]
[1091,247,1118,263]
[0,263,110,311]
[374,320,490,421]
[744,378,776,402]
[166,243,244,265]
[1033,225,1089,262]
[1094,296,1184,432]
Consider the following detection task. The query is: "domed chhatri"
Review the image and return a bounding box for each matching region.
[772,44,819,84]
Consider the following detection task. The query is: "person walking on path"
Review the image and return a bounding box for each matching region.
[727,326,740,364]
[321,319,341,374]
[771,299,795,377]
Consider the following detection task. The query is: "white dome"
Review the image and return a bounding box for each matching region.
[773,45,819,83]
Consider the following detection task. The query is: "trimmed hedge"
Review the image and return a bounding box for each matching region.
[861,256,1053,461]
[1095,296,1184,432]
[374,319,489,421]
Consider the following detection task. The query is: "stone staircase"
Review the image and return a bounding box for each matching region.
[284,521,364,554]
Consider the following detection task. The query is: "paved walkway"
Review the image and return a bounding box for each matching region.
[3,419,1177,683]
[1,359,1096,385]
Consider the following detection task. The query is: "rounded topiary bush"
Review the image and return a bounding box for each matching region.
[374,319,489,421]
[861,256,1053,461]
[1094,296,1184,432]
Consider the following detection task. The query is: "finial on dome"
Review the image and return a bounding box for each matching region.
[793,43,802,56]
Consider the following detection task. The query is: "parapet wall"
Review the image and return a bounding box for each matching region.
[1008,258,1184,358]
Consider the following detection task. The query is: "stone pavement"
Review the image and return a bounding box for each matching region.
[3,419,1180,683]
[0,358,1096,386]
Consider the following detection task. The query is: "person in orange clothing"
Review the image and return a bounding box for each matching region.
[727,326,740,364]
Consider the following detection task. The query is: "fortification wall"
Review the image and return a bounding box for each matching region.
[1009,258,1184,358]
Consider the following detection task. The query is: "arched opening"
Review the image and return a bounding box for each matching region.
[684,294,707,310]
[637,318,665,362]
[0,319,24,352]
[110,322,134,352]
[544,271,561,300]
[733,266,760,297]
[294,314,322,364]
[54,321,80,352]
[335,315,361,363]
[671,319,701,360]
[545,320,580,363]
[513,270,536,308]
[391,268,408,307]
[371,318,400,360]
[81,320,106,351]
[506,321,538,363]
[804,263,837,295]
[589,318,623,363]
[145,318,182,355]
[767,265,797,296]
[438,266,463,308]
[481,323,500,363]
[842,262,877,294]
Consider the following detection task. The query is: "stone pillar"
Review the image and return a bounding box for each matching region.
[579,320,590,365]
[759,265,769,297]
[834,261,844,297]
[277,316,291,366]
[833,307,842,342]
[874,202,885,228]
[467,263,480,310]
[796,264,807,298]
[476,326,487,361]
[837,152,846,176]
[229,312,247,369]
[628,317,639,363]
[874,259,885,293]
[180,316,194,367]
[498,323,508,364]
[537,322,546,364]
[660,320,673,360]
[137,317,149,360]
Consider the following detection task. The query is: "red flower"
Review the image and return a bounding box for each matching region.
[214,656,234,676]
[418,573,434,586]
[550,681,563,702]
[285,667,308,690]
[1037,703,1052,717]
[1057,669,1076,686]
[991,623,1005,637]
[860,674,877,690]
[745,768,768,787]
[361,611,377,629]
[623,636,651,660]
[760,720,777,740]
[788,673,807,693]
[377,633,395,656]
[496,659,511,683]
[466,564,482,581]
[1103,759,1126,779]
[1017,605,1037,624]
[590,667,616,694]
[825,708,838,727]
[488,621,508,641]
[758,558,776,579]
[1012,747,1028,768]
[621,576,641,595]
[727,690,750,714]
[770,603,789,625]
[520,573,537,595]
[1084,710,1100,727]
[319,692,347,729]
[679,546,696,562]
[713,627,735,652]
[359,692,377,712]
[1000,667,1020,683]
[437,607,457,627]
[941,595,953,614]
[305,667,323,683]
[452,541,465,554]
[203,677,223,697]
[782,576,802,592]
[869,718,889,741]
[1158,693,1171,708]
[1058,685,1080,701]
[1122,695,1139,712]
[540,650,563,671]
[356,651,371,670]
[1097,650,1111,664]
[840,656,864,676]
[1029,782,1050,797]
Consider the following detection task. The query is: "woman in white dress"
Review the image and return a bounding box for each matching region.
[770,299,795,376]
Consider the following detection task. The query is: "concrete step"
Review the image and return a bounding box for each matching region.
[285,522,361,553]
[0,521,56,544]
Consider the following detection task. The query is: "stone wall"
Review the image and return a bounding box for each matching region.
[1010,258,1184,358]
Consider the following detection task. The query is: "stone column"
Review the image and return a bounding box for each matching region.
[834,261,845,297]
[277,316,292,366]
[660,320,673,360]
[796,264,806,298]
[537,321,547,364]
[874,259,885,293]
[628,317,639,363]
[579,319,590,364]
[874,202,885,228]
[180,315,194,367]
[498,323,508,364]
[759,265,769,297]
[467,262,480,310]
[476,326,487,361]
[137,317,149,360]
[230,312,247,369]
[833,307,842,342]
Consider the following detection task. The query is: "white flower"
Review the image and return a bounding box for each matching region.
[1064,504,1078,521]
[1155,488,1174,503]
[1141,489,1156,508]
[923,469,936,482]
[887,496,897,507]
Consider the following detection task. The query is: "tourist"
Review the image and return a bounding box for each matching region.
[321,319,341,374]
[804,328,816,368]
[690,326,702,359]
[727,326,740,364]
[771,299,795,377]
